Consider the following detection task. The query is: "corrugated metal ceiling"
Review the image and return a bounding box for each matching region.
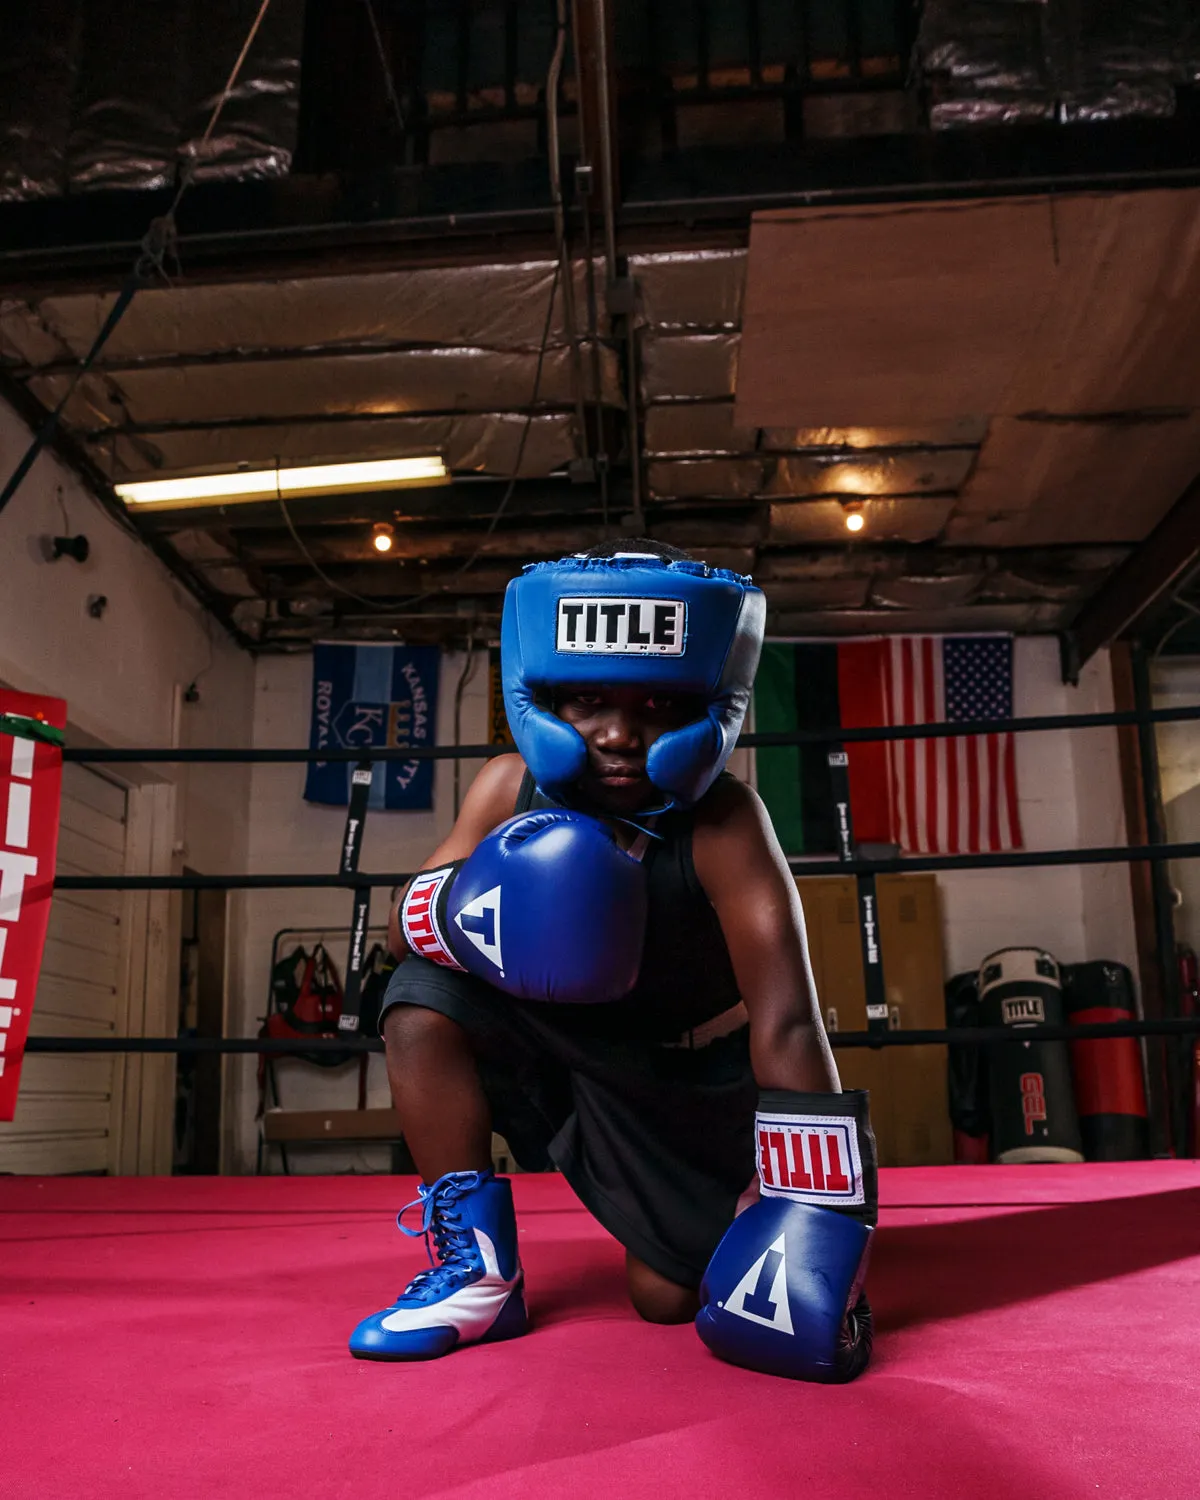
[4,190,1196,647]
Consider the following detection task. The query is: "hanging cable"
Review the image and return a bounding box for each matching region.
[446,253,563,574]
[189,0,276,183]
[363,0,408,137]
[273,254,562,619]
[274,473,400,613]
[570,0,611,536]
[0,0,275,520]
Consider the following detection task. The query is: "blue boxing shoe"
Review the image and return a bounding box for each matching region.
[349,1170,527,1360]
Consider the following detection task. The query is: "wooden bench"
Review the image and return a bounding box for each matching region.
[257,1107,411,1173]
[257,1110,518,1175]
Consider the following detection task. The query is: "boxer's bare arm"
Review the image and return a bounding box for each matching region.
[386,753,527,958]
[692,777,839,1095]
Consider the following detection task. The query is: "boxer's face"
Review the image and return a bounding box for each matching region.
[554,686,702,814]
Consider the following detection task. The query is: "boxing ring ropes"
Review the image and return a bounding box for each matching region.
[8,702,1200,1500]
[27,699,1200,1078]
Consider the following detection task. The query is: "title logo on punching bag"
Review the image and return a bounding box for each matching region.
[556,597,687,656]
[1020,1072,1048,1135]
[1001,996,1045,1024]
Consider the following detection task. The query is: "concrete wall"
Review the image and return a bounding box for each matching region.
[0,397,256,1168]
[0,402,255,868]
[936,638,1138,986]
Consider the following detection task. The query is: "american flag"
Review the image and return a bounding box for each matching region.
[884,636,1023,855]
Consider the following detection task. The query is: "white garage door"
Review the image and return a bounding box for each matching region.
[0,764,129,1173]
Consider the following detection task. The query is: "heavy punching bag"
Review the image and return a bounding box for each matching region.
[979,948,1083,1164]
[1062,962,1149,1161]
[945,972,989,1163]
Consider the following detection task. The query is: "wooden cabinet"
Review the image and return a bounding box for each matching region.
[798,874,952,1167]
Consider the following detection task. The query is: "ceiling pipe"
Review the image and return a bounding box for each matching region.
[582,0,645,530]
[546,0,589,468]
[590,0,619,287]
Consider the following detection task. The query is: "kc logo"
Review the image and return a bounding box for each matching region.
[556,596,686,656]
[755,1115,864,1207]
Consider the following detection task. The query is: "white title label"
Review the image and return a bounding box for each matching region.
[556,597,686,656]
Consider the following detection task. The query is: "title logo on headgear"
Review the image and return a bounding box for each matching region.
[556,596,686,656]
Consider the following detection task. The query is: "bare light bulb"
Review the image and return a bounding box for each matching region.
[372,523,395,553]
[844,506,865,534]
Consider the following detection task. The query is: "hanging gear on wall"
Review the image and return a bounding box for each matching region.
[355,942,397,1042]
[979,947,1084,1164]
[257,944,366,1116]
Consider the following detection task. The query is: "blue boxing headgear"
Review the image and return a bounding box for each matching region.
[501,554,766,811]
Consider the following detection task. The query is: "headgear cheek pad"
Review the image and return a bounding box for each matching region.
[501,555,766,811]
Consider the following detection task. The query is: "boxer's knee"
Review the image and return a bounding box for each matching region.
[625,1251,700,1325]
[382,1002,468,1057]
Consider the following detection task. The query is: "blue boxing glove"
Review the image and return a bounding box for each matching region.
[696,1089,877,1383]
[399,810,647,1004]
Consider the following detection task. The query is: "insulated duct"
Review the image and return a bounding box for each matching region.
[918,0,1200,128]
[0,0,303,200]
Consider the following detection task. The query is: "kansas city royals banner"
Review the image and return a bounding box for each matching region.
[0,691,66,1122]
[305,644,441,810]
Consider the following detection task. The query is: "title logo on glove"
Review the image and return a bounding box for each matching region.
[556,597,686,656]
[755,1111,865,1208]
[401,868,464,972]
[454,886,503,974]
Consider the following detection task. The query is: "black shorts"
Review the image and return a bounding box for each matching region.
[380,957,757,1288]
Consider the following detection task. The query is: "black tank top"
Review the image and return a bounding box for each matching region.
[514,771,743,1040]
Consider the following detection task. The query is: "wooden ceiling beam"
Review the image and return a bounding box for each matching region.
[1065,470,1200,680]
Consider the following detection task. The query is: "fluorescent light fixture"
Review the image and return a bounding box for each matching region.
[115,456,448,509]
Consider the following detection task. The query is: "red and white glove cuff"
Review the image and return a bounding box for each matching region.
[755,1089,877,1220]
[399,866,465,971]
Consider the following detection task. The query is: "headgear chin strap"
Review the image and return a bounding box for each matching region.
[501,555,766,811]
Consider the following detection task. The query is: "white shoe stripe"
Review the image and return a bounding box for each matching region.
[379,1272,521,1337]
[380,1225,519,1338]
[474,1227,501,1278]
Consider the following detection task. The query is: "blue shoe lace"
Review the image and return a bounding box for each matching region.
[394,1170,491,1304]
